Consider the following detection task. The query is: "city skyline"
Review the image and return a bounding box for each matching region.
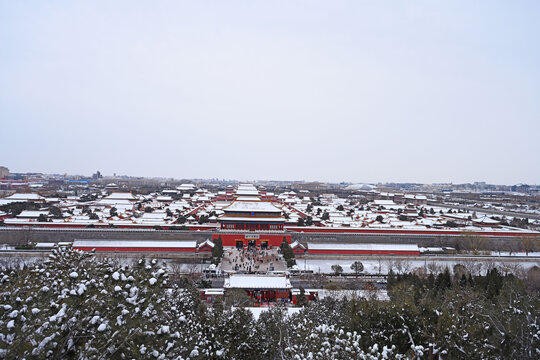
[1,1,539,184]
[2,166,538,187]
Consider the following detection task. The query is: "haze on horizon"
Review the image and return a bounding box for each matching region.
[1,1,539,185]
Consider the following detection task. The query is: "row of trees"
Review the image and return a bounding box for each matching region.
[0,201,41,216]
[330,261,364,277]
[2,249,539,359]
[296,216,313,226]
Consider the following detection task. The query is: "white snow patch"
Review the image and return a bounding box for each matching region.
[77,283,87,295]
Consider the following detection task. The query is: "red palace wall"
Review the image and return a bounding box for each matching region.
[7,222,537,238]
[285,226,539,237]
[4,223,217,231]
[212,233,291,247]
[73,247,197,252]
[308,249,420,255]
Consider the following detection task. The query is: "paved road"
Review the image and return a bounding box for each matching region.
[291,279,386,289]
[3,250,540,262]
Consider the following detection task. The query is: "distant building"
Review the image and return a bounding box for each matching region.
[404,194,427,206]
[176,183,196,192]
[92,171,103,180]
[0,166,9,178]
[105,183,119,193]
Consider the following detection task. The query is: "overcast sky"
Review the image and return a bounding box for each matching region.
[1,1,539,185]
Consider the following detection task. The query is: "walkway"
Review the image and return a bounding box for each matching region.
[220,247,287,273]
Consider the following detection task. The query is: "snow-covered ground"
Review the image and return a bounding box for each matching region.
[300,258,540,275]
[317,289,389,301]
[237,306,303,320]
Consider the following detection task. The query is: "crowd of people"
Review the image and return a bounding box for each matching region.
[226,246,283,273]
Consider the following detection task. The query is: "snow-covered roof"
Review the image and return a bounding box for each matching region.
[442,213,472,220]
[5,193,44,201]
[472,216,500,224]
[235,196,260,201]
[162,190,178,194]
[290,241,306,249]
[104,192,136,200]
[177,183,196,190]
[224,275,292,289]
[204,289,224,295]
[307,243,419,252]
[199,239,215,248]
[235,184,260,196]
[73,240,197,248]
[404,194,427,200]
[98,199,134,206]
[141,212,167,220]
[373,200,396,206]
[156,195,173,201]
[35,242,57,248]
[224,200,282,213]
[17,210,49,218]
[0,199,24,205]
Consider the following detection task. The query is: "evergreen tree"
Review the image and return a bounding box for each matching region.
[297,287,308,307]
[211,236,224,265]
[350,261,364,277]
[280,239,296,267]
[49,206,63,219]
[331,264,343,276]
